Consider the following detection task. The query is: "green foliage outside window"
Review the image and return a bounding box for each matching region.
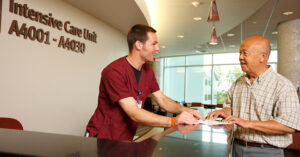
[214,66,243,104]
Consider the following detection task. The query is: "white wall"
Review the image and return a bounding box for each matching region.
[0,0,128,136]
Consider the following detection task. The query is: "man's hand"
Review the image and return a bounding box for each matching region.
[185,108,205,121]
[206,107,232,120]
[175,111,199,125]
[151,91,205,121]
[223,115,251,128]
[176,124,200,135]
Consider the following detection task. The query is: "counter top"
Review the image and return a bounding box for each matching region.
[0,122,233,157]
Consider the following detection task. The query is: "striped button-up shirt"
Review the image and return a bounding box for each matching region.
[224,67,300,148]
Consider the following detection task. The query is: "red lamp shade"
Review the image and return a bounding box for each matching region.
[209,26,218,45]
[207,0,220,22]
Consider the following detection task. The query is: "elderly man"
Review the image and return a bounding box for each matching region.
[207,36,300,157]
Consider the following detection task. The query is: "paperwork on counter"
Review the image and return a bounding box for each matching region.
[198,119,232,125]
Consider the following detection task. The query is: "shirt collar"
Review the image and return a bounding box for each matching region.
[256,65,273,83]
[245,65,273,85]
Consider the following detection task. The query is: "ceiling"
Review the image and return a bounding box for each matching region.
[65,0,300,57]
[64,0,149,35]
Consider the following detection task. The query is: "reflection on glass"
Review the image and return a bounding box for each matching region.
[164,67,185,102]
[166,131,184,138]
[202,125,211,131]
[97,138,157,157]
[212,133,227,144]
[165,56,185,66]
[161,123,233,157]
[186,132,202,141]
[186,55,212,65]
[186,66,212,103]
[97,127,179,157]
[212,128,225,133]
[202,131,211,142]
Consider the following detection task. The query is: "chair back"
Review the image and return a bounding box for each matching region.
[0,117,23,130]
[191,102,203,107]
[216,104,223,108]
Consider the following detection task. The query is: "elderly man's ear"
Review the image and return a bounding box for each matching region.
[260,52,268,63]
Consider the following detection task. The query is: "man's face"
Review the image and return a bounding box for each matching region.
[140,32,160,62]
[239,41,263,74]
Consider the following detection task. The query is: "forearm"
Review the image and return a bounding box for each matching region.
[132,108,172,127]
[158,96,183,114]
[150,91,203,121]
[248,120,295,134]
[119,97,172,127]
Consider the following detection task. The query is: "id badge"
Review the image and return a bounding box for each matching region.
[137,100,142,109]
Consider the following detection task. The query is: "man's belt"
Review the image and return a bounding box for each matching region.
[235,139,277,148]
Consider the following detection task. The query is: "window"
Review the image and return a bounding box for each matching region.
[164,67,185,102]
[160,51,277,104]
[186,54,212,65]
[165,56,185,66]
[186,66,211,103]
[213,65,243,104]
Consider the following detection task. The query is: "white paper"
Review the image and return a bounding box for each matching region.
[198,119,232,125]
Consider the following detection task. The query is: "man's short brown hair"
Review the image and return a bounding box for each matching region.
[127,24,156,52]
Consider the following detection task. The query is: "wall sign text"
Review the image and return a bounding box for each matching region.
[7,0,98,54]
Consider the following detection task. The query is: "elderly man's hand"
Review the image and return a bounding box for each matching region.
[206,107,231,120]
[223,115,251,128]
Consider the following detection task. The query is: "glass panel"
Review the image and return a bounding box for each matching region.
[161,52,277,106]
[213,53,240,64]
[159,58,164,91]
[164,67,185,102]
[186,66,212,104]
[165,56,185,66]
[213,65,243,104]
[268,50,277,63]
[186,54,212,65]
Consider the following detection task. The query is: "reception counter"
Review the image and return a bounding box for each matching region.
[0,122,233,157]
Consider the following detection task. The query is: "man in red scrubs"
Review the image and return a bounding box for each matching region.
[86,24,204,141]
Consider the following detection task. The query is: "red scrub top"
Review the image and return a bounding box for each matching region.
[86,56,160,141]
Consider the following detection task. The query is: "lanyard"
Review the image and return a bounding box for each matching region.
[137,90,142,101]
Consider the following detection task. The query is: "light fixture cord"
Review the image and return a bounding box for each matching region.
[262,0,279,37]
